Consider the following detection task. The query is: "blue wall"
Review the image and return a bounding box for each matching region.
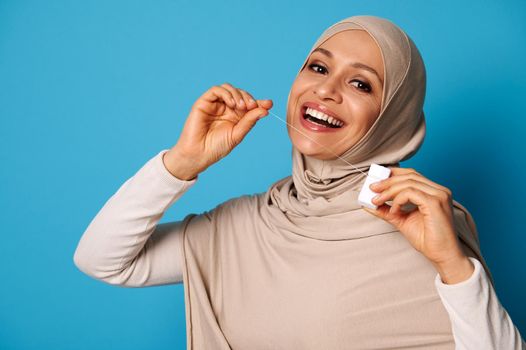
[1,0,524,348]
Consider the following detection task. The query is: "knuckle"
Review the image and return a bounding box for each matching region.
[430,199,441,208]
[407,173,419,181]
[397,188,409,198]
[408,179,419,186]
[407,168,419,175]
[393,195,405,205]
[406,188,421,198]
[431,192,445,203]
[214,85,227,93]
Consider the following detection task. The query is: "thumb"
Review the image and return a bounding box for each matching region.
[363,207,379,217]
[231,107,268,145]
[363,205,391,221]
[256,99,273,109]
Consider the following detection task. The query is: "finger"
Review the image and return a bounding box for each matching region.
[371,168,451,196]
[389,188,433,216]
[256,99,273,109]
[389,167,420,176]
[221,83,246,110]
[372,179,445,207]
[255,99,273,119]
[238,89,258,110]
[231,107,268,145]
[363,204,391,220]
[202,86,237,109]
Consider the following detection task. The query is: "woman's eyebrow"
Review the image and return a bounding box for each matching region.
[312,47,384,84]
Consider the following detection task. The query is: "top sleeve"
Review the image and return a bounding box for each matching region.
[435,257,526,350]
[73,149,197,287]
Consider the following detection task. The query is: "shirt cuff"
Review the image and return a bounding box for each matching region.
[434,256,482,291]
[153,149,198,190]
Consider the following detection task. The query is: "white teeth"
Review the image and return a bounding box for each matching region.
[305,107,343,127]
[314,110,327,121]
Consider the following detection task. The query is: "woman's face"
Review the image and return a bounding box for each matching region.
[286,29,384,160]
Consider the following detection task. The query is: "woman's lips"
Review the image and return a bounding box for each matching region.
[298,106,345,133]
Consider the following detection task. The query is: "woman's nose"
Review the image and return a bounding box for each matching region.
[313,77,343,103]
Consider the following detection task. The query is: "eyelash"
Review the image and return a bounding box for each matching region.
[307,63,372,93]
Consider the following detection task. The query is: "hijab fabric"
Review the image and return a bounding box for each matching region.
[180,15,493,349]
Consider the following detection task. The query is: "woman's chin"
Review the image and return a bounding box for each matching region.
[291,137,354,160]
[292,142,334,160]
[288,129,355,160]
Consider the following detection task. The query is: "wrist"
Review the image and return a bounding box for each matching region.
[432,254,475,285]
[162,147,201,181]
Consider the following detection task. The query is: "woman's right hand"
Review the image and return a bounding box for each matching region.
[163,83,273,180]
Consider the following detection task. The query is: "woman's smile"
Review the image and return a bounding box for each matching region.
[298,101,347,133]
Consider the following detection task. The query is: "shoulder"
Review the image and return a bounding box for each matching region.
[182,192,265,250]
[211,191,266,217]
[186,191,265,225]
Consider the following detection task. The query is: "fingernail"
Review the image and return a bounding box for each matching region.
[372,194,381,203]
[239,99,245,106]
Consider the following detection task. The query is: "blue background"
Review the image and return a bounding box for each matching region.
[1,0,525,348]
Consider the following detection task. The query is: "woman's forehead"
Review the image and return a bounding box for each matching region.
[312,29,384,81]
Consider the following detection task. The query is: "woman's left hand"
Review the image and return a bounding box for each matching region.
[363,167,474,283]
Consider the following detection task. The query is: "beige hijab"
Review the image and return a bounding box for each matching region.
[180,15,492,349]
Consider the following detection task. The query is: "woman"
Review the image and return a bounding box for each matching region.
[74,15,525,349]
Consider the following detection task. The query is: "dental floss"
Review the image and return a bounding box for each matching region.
[358,164,392,209]
[266,109,391,210]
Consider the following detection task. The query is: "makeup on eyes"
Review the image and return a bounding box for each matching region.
[310,48,383,85]
[307,62,373,93]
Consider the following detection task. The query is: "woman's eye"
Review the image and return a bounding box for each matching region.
[307,64,372,93]
[308,63,327,74]
[350,80,372,93]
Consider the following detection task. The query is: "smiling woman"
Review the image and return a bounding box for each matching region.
[287,29,384,160]
[73,15,525,350]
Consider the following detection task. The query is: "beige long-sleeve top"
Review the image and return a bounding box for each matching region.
[73,149,525,350]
